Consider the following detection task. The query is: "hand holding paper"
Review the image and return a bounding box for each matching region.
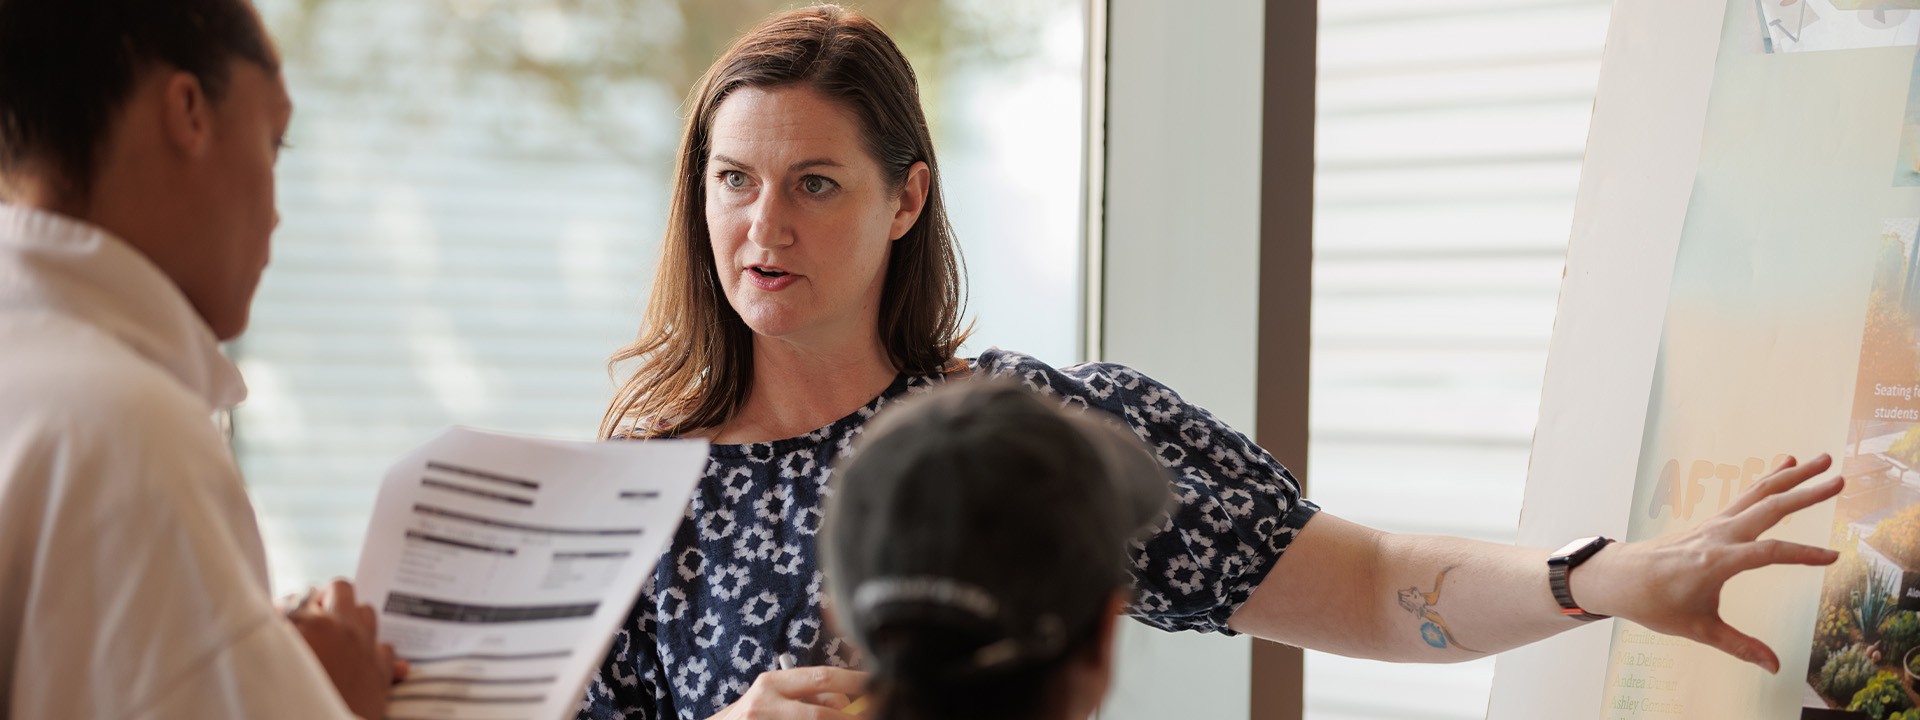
[285,579,401,720]
[353,428,708,720]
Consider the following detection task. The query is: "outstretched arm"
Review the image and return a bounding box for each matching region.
[1227,454,1844,672]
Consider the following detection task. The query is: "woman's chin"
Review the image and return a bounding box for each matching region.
[735,308,811,340]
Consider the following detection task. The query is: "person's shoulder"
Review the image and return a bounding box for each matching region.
[972,347,1174,409]
[0,316,219,469]
[0,316,204,416]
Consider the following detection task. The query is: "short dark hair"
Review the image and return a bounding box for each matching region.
[0,0,277,199]
[824,382,1171,720]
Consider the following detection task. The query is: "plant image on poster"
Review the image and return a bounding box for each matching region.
[1802,219,1920,720]
[1760,0,1920,53]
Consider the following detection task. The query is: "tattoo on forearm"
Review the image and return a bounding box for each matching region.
[1396,566,1480,652]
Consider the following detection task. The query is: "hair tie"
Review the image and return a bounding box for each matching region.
[853,576,1000,621]
[970,614,1064,670]
[854,576,1076,672]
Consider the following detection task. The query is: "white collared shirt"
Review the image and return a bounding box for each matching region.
[0,205,355,719]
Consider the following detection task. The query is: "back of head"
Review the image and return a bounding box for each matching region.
[0,0,275,204]
[823,382,1172,720]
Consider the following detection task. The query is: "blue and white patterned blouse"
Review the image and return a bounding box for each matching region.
[578,348,1319,719]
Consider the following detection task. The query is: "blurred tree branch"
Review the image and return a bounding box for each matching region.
[264,0,1050,169]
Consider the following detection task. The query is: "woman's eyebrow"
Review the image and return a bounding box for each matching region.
[711,154,753,172]
[709,154,845,173]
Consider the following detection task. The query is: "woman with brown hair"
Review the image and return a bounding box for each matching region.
[582,5,1845,719]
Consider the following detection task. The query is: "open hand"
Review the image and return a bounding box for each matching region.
[1575,453,1845,673]
[707,666,870,719]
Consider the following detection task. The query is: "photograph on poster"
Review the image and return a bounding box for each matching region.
[1801,219,1920,720]
[1760,0,1920,53]
[1898,52,1920,187]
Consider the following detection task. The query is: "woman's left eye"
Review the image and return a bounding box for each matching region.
[800,176,838,195]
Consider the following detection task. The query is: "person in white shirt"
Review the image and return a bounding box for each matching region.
[0,1,399,717]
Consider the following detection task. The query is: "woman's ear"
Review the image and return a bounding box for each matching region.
[889,161,931,241]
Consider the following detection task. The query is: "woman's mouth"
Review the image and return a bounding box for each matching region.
[746,265,798,291]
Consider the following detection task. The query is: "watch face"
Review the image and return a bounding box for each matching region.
[1552,536,1604,558]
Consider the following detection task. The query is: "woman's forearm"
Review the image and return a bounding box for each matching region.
[1227,513,1583,663]
[1364,531,1586,661]
[1229,455,1842,671]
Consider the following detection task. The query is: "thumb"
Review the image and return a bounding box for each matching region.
[379,644,403,683]
[1696,620,1780,674]
[808,692,852,709]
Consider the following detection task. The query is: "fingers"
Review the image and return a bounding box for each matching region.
[280,588,317,620]
[315,579,384,637]
[807,692,851,710]
[392,656,411,683]
[758,667,870,702]
[798,709,858,720]
[322,578,358,615]
[378,643,401,684]
[1732,539,1840,571]
[1695,619,1780,674]
[1728,473,1845,539]
[719,672,866,720]
[1723,454,1830,517]
[782,705,857,720]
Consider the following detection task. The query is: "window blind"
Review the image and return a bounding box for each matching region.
[1308,2,1610,718]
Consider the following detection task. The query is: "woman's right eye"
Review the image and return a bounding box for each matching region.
[720,170,749,189]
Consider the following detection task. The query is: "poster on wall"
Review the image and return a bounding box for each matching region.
[1794,218,1920,720]
[1567,2,1920,719]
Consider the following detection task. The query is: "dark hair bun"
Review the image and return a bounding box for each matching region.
[823,380,1174,720]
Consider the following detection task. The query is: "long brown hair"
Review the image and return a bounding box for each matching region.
[602,5,968,439]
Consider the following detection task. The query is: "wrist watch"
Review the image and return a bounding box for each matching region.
[1548,536,1615,621]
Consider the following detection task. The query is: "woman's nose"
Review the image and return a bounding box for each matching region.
[747,193,795,249]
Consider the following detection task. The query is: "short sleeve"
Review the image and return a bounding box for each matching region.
[980,349,1320,635]
[579,588,671,719]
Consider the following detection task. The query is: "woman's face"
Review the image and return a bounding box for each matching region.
[704,85,928,346]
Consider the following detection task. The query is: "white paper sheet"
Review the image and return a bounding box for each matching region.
[352,427,708,720]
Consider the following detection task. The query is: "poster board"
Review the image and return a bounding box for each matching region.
[1489,0,1920,718]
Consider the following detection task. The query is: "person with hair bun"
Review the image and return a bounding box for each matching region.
[821,382,1171,720]
[583,4,1847,719]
